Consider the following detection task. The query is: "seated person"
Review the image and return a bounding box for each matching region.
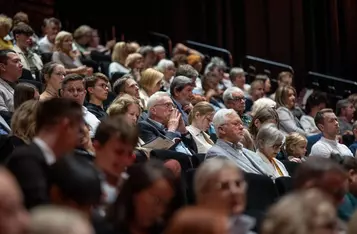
[138,91,197,155]
[255,123,289,178]
[85,73,109,119]
[310,108,353,158]
[285,132,308,163]
[206,109,268,175]
[336,99,355,135]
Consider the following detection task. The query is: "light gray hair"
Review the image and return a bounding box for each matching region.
[256,123,285,149]
[146,91,170,111]
[229,67,245,80]
[156,59,174,73]
[222,87,244,103]
[170,75,194,97]
[153,45,165,53]
[251,97,276,116]
[194,157,241,199]
[212,109,237,135]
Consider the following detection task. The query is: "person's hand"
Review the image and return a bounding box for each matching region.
[205,89,217,100]
[289,157,302,163]
[167,109,181,132]
[76,65,88,73]
[177,115,188,134]
[86,67,93,76]
[106,39,116,49]
[183,103,193,114]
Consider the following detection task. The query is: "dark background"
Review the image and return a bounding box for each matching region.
[2,0,357,91]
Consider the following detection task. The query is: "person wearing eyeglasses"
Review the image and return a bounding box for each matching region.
[84,73,109,120]
[61,74,100,138]
[194,157,255,234]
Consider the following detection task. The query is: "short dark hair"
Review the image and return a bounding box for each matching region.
[36,98,83,132]
[293,157,346,189]
[314,108,334,131]
[50,154,102,206]
[94,116,138,147]
[62,74,85,89]
[305,91,328,114]
[175,64,198,79]
[45,17,62,28]
[12,22,34,37]
[85,73,109,89]
[113,74,134,95]
[0,49,16,65]
[14,82,37,109]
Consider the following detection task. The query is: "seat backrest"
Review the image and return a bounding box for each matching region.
[275,176,293,196]
[244,172,279,211]
[281,160,300,176]
[185,168,196,204]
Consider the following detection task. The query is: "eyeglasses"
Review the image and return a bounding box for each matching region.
[154,102,175,109]
[215,179,247,191]
[221,121,243,127]
[230,96,246,102]
[96,83,109,89]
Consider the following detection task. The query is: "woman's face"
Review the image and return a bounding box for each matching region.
[164,66,176,81]
[134,58,144,70]
[134,178,174,228]
[149,79,163,95]
[285,88,296,109]
[48,65,66,91]
[61,36,73,52]
[194,112,214,131]
[265,78,271,93]
[125,103,140,125]
[260,141,283,159]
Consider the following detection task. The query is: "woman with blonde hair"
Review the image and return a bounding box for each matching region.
[262,189,338,234]
[107,94,141,126]
[0,15,13,49]
[125,53,144,81]
[52,31,92,75]
[164,207,228,234]
[186,102,215,154]
[109,41,130,77]
[11,100,38,145]
[139,68,164,108]
[285,133,308,163]
[275,85,306,136]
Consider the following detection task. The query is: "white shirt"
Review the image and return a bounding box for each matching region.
[38,36,54,53]
[186,125,213,154]
[33,137,56,165]
[83,106,100,138]
[310,136,353,158]
[300,115,320,135]
[256,150,290,179]
[109,62,130,78]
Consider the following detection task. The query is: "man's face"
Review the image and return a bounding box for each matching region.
[320,112,339,137]
[61,80,86,105]
[279,75,293,87]
[0,52,23,82]
[226,92,245,115]
[251,83,265,101]
[150,96,175,125]
[88,79,109,102]
[15,33,32,50]
[218,113,244,143]
[175,85,193,105]
[124,79,140,99]
[47,22,60,42]
[94,136,135,178]
[233,74,246,89]
[0,171,29,234]
[342,103,355,120]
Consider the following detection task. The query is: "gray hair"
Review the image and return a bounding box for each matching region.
[156,59,174,73]
[194,157,241,199]
[256,123,285,149]
[336,99,351,116]
[251,97,276,116]
[146,91,170,111]
[229,67,245,81]
[153,45,165,53]
[222,87,244,103]
[170,75,194,97]
[212,109,237,135]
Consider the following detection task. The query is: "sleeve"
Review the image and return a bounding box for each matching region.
[278,108,306,136]
[51,52,64,65]
[7,151,49,209]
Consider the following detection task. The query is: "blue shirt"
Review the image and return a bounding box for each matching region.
[349,141,357,157]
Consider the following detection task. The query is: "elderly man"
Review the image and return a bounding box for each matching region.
[206,109,267,174]
[336,99,355,134]
[170,76,195,125]
[138,91,197,155]
[223,87,252,127]
[195,157,255,234]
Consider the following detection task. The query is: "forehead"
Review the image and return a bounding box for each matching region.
[232,91,244,97]
[323,112,336,120]
[7,52,20,61]
[126,79,137,86]
[226,113,240,122]
[96,78,107,84]
[158,95,172,104]
[65,80,84,88]
[215,167,242,182]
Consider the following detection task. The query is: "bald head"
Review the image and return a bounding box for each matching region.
[0,168,29,234]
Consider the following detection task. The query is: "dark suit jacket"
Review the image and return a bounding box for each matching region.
[6,143,50,209]
[138,118,198,154]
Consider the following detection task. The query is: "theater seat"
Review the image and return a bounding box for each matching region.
[281,160,300,176]
[275,176,293,196]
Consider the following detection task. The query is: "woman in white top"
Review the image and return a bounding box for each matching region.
[275,85,306,136]
[300,91,327,135]
[255,123,289,179]
[186,101,215,154]
[109,42,130,78]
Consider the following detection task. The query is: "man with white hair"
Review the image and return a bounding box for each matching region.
[229,67,250,95]
[206,109,267,174]
[223,87,252,127]
[138,91,197,154]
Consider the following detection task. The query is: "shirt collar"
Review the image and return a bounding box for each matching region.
[33,137,56,165]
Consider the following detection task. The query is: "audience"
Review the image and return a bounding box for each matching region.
[40,62,65,100]
[85,73,109,119]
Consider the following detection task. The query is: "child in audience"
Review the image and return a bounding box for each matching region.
[285,132,308,163]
